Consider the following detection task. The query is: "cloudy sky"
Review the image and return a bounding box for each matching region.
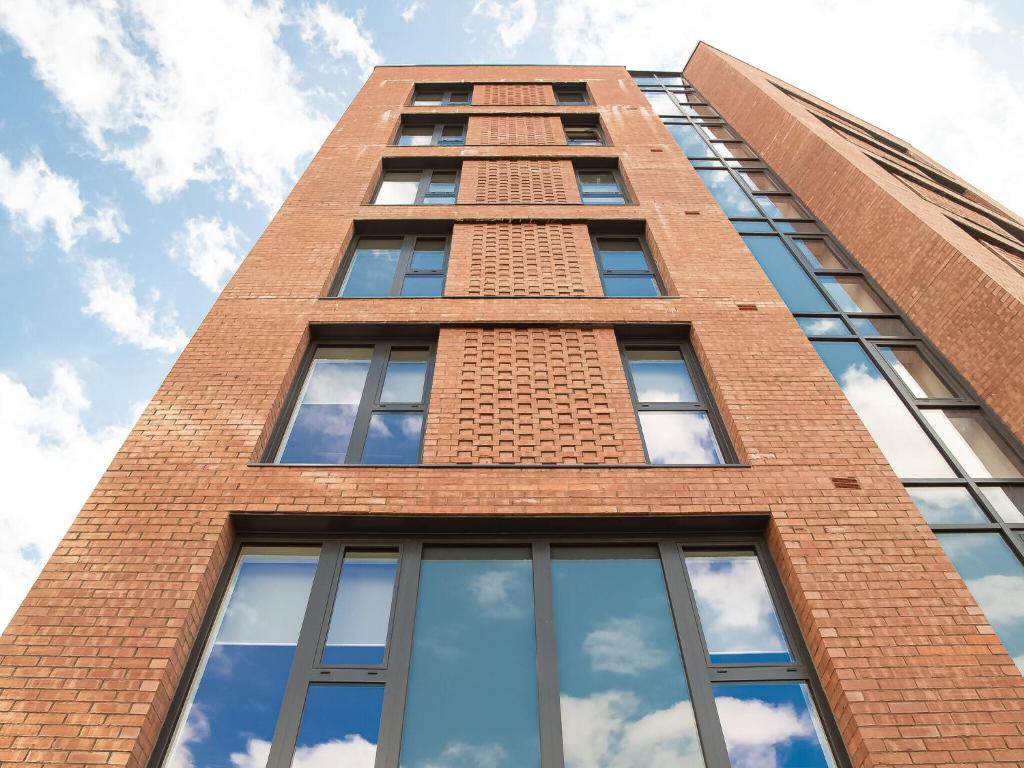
[1,0,1022,629]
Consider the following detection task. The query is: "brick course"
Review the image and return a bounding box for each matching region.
[467,115,564,145]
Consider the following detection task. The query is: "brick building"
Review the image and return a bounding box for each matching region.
[2,44,1024,768]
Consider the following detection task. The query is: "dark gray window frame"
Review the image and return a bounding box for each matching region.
[372,167,461,205]
[563,121,605,146]
[151,527,851,768]
[394,121,467,147]
[333,234,450,297]
[574,164,629,205]
[553,83,589,105]
[618,335,738,465]
[589,231,664,296]
[268,339,437,465]
[410,86,472,106]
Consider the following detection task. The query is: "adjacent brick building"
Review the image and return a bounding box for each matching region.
[2,46,1024,768]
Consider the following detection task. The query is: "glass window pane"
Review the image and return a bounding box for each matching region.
[907,487,988,524]
[399,125,434,146]
[796,317,849,336]
[756,196,808,219]
[922,410,1024,478]
[741,236,831,313]
[279,349,373,464]
[401,275,444,296]
[603,275,659,297]
[360,412,424,464]
[597,239,648,271]
[820,275,888,313]
[639,411,724,465]
[583,194,625,205]
[428,171,457,192]
[552,548,705,768]
[739,171,782,193]
[380,349,429,403]
[713,142,756,159]
[290,684,385,767]
[936,533,1024,673]
[164,549,319,768]
[556,89,587,104]
[850,317,911,337]
[411,238,446,271]
[878,347,952,398]
[698,124,737,142]
[323,551,398,665]
[697,170,759,217]
[667,123,711,158]
[400,549,540,768]
[414,91,443,105]
[732,220,774,233]
[685,552,792,664]
[375,172,420,204]
[813,341,955,478]
[423,194,456,204]
[449,91,471,104]
[626,348,697,402]
[340,238,402,297]
[793,239,845,270]
[777,221,821,235]
[713,682,838,768]
[980,486,1024,523]
[644,91,678,115]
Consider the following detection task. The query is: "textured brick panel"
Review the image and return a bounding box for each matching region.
[445,222,602,296]
[459,159,579,204]
[423,327,646,464]
[467,115,564,146]
[472,83,555,106]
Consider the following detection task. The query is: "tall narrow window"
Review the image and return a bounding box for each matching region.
[337,235,449,297]
[621,340,731,465]
[593,235,662,296]
[373,168,459,205]
[577,168,626,204]
[274,341,434,465]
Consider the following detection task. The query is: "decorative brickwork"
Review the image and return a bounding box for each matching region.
[422,327,645,464]
[467,115,564,146]
[472,83,554,106]
[459,159,579,204]
[445,222,602,296]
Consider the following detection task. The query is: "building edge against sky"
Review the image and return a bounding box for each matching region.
[0,43,1023,768]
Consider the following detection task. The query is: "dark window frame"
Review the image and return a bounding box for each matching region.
[563,121,605,146]
[574,165,629,205]
[410,87,472,106]
[268,339,437,465]
[394,121,467,147]
[553,84,589,105]
[589,232,664,297]
[372,167,461,205]
[618,335,738,465]
[333,234,451,298]
[151,528,851,768]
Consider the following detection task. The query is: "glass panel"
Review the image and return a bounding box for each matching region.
[739,171,782,193]
[697,170,759,217]
[340,238,402,297]
[644,91,678,115]
[713,142,756,159]
[380,349,429,403]
[411,238,446,271]
[626,348,697,403]
[741,236,831,313]
[756,196,808,219]
[732,220,774,233]
[667,123,711,158]
[579,171,619,190]
[400,548,540,768]
[597,239,648,271]
[428,171,456,189]
[820,275,888,313]
[639,411,724,465]
[692,104,719,118]
[878,346,952,398]
[713,682,838,768]
[323,551,398,665]
[449,91,471,104]
[697,125,737,142]
[659,75,684,85]
[399,125,434,146]
[937,533,1024,672]
[413,91,443,105]
[439,125,465,146]
[374,172,420,204]
[777,221,821,235]
[164,549,319,768]
[557,89,587,104]
[603,275,660,297]
[793,239,845,269]
[907,486,988,524]
[582,194,625,205]
[850,316,911,337]
[684,552,791,664]
[813,341,955,478]
[552,548,705,768]
[279,348,372,464]
[980,486,1024,523]
[922,410,1024,478]
[797,317,849,337]
[632,76,659,85]
[360,412,424,464]
[401,275,444,296]
[289,685,384,767]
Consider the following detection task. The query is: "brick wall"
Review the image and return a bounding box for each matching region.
[459,159,580,204]
[472,83,554,106]
[467,114,564,145]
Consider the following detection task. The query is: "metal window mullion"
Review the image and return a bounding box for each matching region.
[532,543,565,768]
[345,344,390,464]
[265,542,344,768]
[390,237,415,295]
[414,170,431,205]
[430,124,444,146]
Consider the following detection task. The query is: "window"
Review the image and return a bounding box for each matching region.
[160,535,845,768]
[592,235,662,296]
[336,235,448,297]
[576,167,627,204]
[554,84,588,105]
[396,122,466,146]
[273,341,434,465]
[621,339,733,465]
[564,123,604,146]
[373,169,459,205]
[412,87,471,105]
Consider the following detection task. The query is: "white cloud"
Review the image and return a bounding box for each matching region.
[468,567,529,619]
[583,617,669,675]
[402,1,424,22]
[0,0,333,210]
[421,741,509,768]
[472,0,538,50]
[0,363,134,632]
[549,0,1024,216]
[962,573,1024,624]
[229,736,376,768]
[0,150,126,251]
[170,216,244,291]
[299,4,382,77]
[715,695,813,768]
[81,259,189,353]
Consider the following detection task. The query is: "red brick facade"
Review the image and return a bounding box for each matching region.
[1,62,1023,768]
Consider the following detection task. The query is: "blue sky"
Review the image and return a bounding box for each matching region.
[1,0,1022,628]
